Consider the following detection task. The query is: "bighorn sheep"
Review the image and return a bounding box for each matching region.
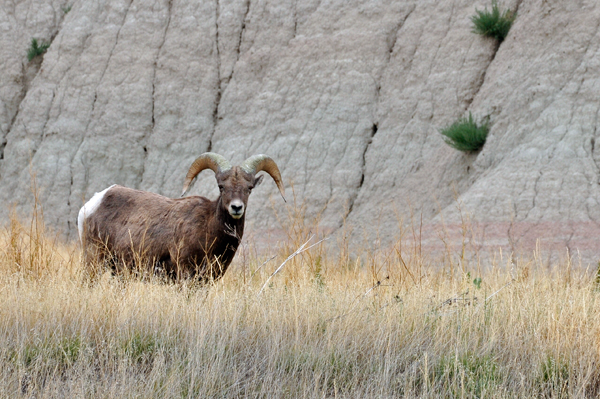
[77,153,285,281]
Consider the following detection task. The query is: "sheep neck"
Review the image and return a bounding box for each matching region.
[200,197,245,278]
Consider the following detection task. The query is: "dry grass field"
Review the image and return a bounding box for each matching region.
[1,203,600,398]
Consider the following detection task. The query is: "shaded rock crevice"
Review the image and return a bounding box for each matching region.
[141,0,173,187]
[33,90,56,154]
[340,6,416,224]
[386,6,415,58]
[591,111,600,183]
[465,0,522,111]
[150,5,173,136]
[21,1,79,158]
[524,170,542,221]
[341,6,416,224]
[344,123,377,220]
[231,0,251,85]
[70,0,134,201]
[465,39,501,111]
[4,31,58,158]
[292,0,298,39]
[0,139,6,161]
[91,0,134,119]
[429,2,455,78]
[209,0,252,153]
[2,67,27,158]
[381,5,416,89]
[79,0,133,147]
[208,0,222,153]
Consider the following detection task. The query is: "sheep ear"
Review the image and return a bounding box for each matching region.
[253,174,264,188]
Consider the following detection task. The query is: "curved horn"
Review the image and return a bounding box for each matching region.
[181,152,232,197]
[240,154,286,202]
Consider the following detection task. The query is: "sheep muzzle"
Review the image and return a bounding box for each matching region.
[228,200,245,219]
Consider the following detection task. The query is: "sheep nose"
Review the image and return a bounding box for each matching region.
[229,201,245,219]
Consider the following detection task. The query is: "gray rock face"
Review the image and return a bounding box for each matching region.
[1,0,599,263]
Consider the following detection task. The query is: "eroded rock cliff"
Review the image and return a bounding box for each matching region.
[1,0,599,263]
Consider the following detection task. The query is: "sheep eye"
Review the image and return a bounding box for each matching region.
[218,185,224,192]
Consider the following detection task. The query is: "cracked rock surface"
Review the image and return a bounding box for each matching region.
[1,0,599,263]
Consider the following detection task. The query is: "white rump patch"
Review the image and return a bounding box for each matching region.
[77,185,116,241]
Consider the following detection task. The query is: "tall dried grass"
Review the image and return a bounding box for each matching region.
[0,202,599,398]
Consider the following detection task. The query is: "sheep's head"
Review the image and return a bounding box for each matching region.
[214,168,259,219]
[181,153,285,220]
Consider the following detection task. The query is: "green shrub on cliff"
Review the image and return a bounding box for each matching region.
[440,113,488,152]
[27,38,50,62]
[471,1,515,42]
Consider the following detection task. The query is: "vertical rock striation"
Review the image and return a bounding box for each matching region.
[1,0,599,262]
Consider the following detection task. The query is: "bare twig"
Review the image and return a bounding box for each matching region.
[482,280,512,303]
[250,255,276,279]
[258,235,330,295]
